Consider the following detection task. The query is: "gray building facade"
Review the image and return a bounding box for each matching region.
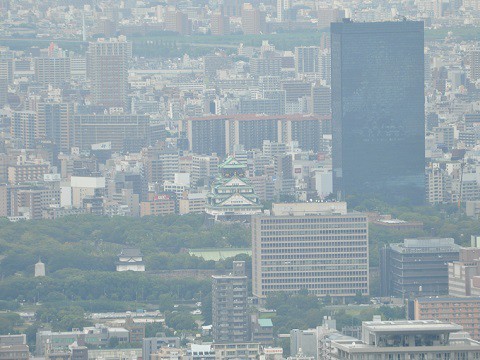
[212,261,249,343]
[380,238,460,298]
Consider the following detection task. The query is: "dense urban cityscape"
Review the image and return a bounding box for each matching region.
[3,0,480,359]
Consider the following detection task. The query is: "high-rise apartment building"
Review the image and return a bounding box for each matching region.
[144,147,179,185]
[331,20,425,203]
[34,57,71,87]
[87,37,132,109]
[211,12,230,35]
[212,261,249,343]
[183,114,330,156]
[0,59,11,108]
[317,8,345,29]
[11,111,36,149]
[36,102,73,152]
[295,47,320,74]
[72,114,160,152]
[252,202,369,300]
[223,0,244,17]
[470,48,480,81]
[311,85,331,116]
[191,154,219,186]
[164,9,190,35]
[241,4,266,35]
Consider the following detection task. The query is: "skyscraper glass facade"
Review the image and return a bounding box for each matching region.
[331,21,425,203]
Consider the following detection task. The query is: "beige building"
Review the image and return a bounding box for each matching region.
[449,246,480,297]
[87,37,132,109]
[252,202,368,300]
[140,194,176,216]
[179,192,206,215]
[8,162,50,184]
[212,342,260,360]
[34,57,71,87]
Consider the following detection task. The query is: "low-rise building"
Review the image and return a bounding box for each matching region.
[142,337,181,360]
[179,192,206,215]
[212,342,260,360]
[327,319,480,360]
[116,248,145,272]
[140,194,176,216]
[0,335,29,360]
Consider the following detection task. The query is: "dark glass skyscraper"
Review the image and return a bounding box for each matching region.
[331,20,425,204]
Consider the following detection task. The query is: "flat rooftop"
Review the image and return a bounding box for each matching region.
[390,238,460,253]
[363,320,463,333]
[416,296,480,303]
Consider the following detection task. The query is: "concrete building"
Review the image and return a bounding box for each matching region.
[290,329,318,359]
[241,4,265,35]
[87,36,132,109]
[142,337,181,360]
[381,238,460,298]
[252,202,369,300]
[192,154,219,187]
[449,247,480,297]
[8,161,50,184]
[212,342,260,360]
[70,176,105,208]
[327,319,480,360]
[470,48,480,81]
[164,9,190,35]
[144,147,179,185]
[179,192,207,215]
[414,296,480,340]
[34,57,70,87]
[311,85,331,116]
[250,315,273,346]
[295,47,320,74]
[36,102,73,152]
[186,344,215,360]
[0,334,29,360]
[183,114,330,156]
[72,114,160,152]
[140,194,176,216]
[212,261,249,343]
[11,111,36,149]
[426,166,448,205]
[211,12,230,35]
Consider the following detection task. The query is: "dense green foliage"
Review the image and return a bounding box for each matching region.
[0,204,478,335]
[0,271,211,303]
[265,291,405,335]
[165,311,197,331]
[0,214,249,276]
[364,203,480,266]
[0,313,23,335]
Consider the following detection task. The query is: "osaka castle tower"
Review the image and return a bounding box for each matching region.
[205,156,262,221]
